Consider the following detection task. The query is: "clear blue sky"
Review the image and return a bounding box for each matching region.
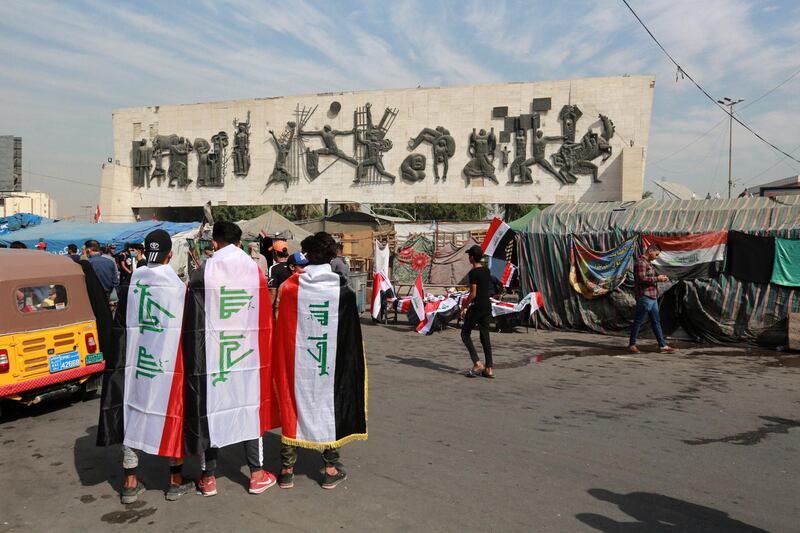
[1,0,798,217]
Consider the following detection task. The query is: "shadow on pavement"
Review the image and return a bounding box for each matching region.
[575,488,768,532]
[682,416,800,446]
[385,354,461,374]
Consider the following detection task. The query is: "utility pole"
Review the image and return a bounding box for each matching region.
[717,97,744,199]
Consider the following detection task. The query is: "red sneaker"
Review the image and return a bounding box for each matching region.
[249,470,277,495]
[196,475,217,497]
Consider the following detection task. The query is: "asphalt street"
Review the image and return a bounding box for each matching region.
[0,321,798,532]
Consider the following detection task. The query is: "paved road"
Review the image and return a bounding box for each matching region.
[1,322,798,532]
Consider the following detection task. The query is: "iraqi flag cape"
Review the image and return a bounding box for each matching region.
[96,264,186,457]
[182,244,278,455]
[642,232,727,280]
[274,263,367,450]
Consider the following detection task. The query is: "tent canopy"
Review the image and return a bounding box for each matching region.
[518,196,800,345]
[508,207,541,232]
[237,210,312,242]
[0,213,54,236]
[0,220,199,254]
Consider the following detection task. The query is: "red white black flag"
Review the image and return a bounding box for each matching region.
[501,262,516,287]
[370,271,393,320]
[274,264,367,449]
[182,244,278,455]
[96,264,186,457]
[482,218,516,261]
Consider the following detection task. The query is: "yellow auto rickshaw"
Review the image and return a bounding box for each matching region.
[0,249,105,416]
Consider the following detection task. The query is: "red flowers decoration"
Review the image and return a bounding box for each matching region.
[411,253,430,270]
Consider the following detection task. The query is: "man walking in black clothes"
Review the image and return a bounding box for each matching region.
[460,245,494,378]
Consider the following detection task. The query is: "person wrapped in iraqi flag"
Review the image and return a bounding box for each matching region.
[96,229,194,503]
[273,232,367,490]
[183,221,279,497]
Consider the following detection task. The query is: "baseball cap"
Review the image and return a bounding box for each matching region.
[287,251,309,267]
[36,241,47,249]
[144,229,172,263]
[272,239,288,253]
[466,244,484,259]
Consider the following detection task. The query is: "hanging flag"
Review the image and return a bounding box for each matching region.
[94,204,102,223]
[274,264,367,449]
[96,263,186,457]
[569,236,637,299]
[182,244,277,454]
[482,218,516,261]
[416,297,460,335]
[370,271,394,320]
[501,262,517,287]
[641,231,727,280]
[490,292,544,318]
[394,297,412,314]
[411,274,427,332]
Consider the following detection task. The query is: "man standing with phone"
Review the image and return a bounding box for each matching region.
[628,243,677,354]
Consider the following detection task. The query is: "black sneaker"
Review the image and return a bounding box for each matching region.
[321,468,347,490]
[278,471,294,489]
[120,481,145,504]
[165,480,194,501]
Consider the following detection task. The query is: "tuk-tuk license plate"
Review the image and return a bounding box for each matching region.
[49,351,81,373]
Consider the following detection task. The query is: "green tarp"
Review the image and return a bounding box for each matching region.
[771,238,800,287]
[508,208,540,232]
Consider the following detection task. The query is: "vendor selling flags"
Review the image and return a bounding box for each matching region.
[273,232,367,490]
[96,229,192,503]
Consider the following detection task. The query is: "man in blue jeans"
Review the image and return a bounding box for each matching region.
[628,243,677,354]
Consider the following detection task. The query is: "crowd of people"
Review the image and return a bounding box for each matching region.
[80,222,367,504]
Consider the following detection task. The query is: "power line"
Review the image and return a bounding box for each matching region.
[742,143,800,186]
[621,0,800,165]
[649,68,800,167]
[741,66,800,110]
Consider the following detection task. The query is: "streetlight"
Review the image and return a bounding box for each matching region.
[717,97,744,199]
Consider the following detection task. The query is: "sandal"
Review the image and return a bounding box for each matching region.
[482,369,495,379]
[464,368,483,378]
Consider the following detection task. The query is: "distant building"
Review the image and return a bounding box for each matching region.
[0,191,56,218]
[746,175,800,197]
[0,136,22,191]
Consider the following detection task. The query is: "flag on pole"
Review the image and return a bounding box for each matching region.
[370,271,394,320]
[94,204,102,223]
[274,264,367,449]
[501,262,517,287]
[411,274,427,333]
[182,244,278,454]
[482,217,515,260]
[96,264,186,456]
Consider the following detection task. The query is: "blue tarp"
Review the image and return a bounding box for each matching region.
[0,220,199,255]
[0,213,54,236]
